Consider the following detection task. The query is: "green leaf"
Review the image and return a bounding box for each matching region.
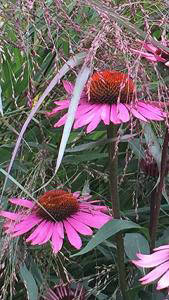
[71,219,142,257]
[19,264,38,300]
[55,64,91,173]
[0,86,3,116]
[124,233,150,260]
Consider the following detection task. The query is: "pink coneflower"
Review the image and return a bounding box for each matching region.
[131,40,169,66]
[0,190,111,253]
[47,70,165,133]
[132,245,169,292]
[43,282,86,300]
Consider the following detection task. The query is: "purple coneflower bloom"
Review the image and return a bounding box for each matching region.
[132,245,169,292]
[47,70,165,133]
[0,190,111,253]
[43,282,85,300]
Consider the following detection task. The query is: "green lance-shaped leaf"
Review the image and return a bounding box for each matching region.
[71,219,143,257]
[55,64,91,173]
[19,263,38,300]
[0,86,3,116]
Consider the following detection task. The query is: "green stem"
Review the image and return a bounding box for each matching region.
[149,128,169,251]
[107,124,128,300]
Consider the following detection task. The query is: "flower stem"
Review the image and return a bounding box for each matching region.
[107,124,128,300]
[149,128,169,251]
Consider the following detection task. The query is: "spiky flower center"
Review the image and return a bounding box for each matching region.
[87,70,135,104]
[37,190,79,221]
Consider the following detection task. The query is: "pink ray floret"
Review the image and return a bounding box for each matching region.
[0,191,112,254]
[132,244,169,292]
[131,40,169,66]
[47,77,165,133]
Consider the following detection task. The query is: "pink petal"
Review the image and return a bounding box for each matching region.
[139,261,169,285]
[51,223,63,253]
[75,103,97,117]
[63,220,82,249]
[63,80,74,94]
[130,107,148,121]
[154,245,169,251]
[54,113,67,127]
[72,191,81,198]
[137,103,164,120]
[133,250,169,267]
[67,217,93,235]
[100,104,110,125]
[86,113,102,133]
[73,211,110,228]
[11,215,42,236]
[117,103,130,122]
[26,221,54,245]
[110,104,122,124]
[138,102,164,116]
[46,100,69,117]
[74,106,100,129]
[56,222,64,239]
[157,269,169,290]
[9,198,35,209]
[0,211,23,221]
[143,43,158,53]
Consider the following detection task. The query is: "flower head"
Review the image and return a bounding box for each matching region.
[0,190,111,253]
[132,245,169,292]
[47,70,165,133]
[131,40,169,66]
[43,282,86,300]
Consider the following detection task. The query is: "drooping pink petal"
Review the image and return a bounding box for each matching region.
[117,103,130,122]
[137,104,164,120]
[11,215,42,236]
[0,211,23,221]
[26,220,54,245]
[9,198,35,209]
[133,250,169,267]
[63,80,74,94]
[72,191,81,198]
[100,104,110,125]
[67,216,93,235]
[51,223,63,253]
[138,102,164,117]
[86,113,102,133]
[46,100,69,117]
[74,106,101,129]
[56,222,64,239]
[143,43,158,53]
[139,261,169,285]
[73,211,110,228]
[154,245,169,251]
[130,107,148,121]
[54,113,67,127]
[110,104,122,124]
[157,269,169,290]
[75,103,97,118]
[63,220,82,249]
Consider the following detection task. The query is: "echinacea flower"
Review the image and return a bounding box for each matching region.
[131,40,169,66]
[47,70,165,133]
[0,190,111,253]
[43,282,86,300]
[132,245,169,292]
